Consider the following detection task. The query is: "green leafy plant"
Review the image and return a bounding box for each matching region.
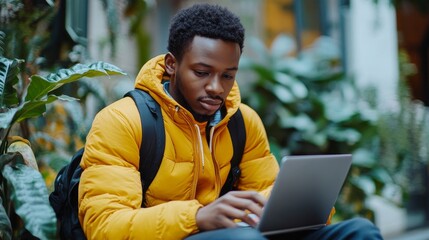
[239,34,390,221]
[375,51,429,204]
[240,34,429,223]
[0,0,137,194]
[0,49,126,238]
[31,78,129,191]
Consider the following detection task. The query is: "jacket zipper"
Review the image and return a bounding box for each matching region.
[194,125,204,173]
[175,106,200,199]
[209,126,221,195]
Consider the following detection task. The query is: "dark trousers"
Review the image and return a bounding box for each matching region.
[185,217,383,240]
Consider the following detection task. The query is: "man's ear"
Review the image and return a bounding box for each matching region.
[165,52,176,75]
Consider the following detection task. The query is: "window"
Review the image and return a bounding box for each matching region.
[66,0,88,46]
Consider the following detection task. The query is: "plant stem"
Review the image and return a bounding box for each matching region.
[0,127,12,155]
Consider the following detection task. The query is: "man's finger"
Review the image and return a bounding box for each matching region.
[220,191,265,216]
[223,191,267,206]
[219,205,259,228]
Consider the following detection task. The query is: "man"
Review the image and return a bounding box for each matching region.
[78,3,383,240]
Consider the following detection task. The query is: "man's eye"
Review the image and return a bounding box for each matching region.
[223,74,234,80]
[194,71,208,77]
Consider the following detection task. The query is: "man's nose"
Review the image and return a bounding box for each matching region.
[206,75,224,95]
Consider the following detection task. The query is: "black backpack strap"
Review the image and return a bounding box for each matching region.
[124,89,165,207]
[220,108,246,196]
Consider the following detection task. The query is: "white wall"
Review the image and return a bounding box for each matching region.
[348,1,405,236]
[86,0,136,101]
[87,0,139,76]
[348,0,399,110]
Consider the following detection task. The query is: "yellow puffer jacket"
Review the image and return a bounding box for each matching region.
[78,55,280,239]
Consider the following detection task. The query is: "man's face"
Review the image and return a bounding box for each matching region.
[168,36,241,122]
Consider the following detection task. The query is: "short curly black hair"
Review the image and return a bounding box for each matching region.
[167,3,245,61]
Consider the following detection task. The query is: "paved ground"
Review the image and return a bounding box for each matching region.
[385,228,429,240]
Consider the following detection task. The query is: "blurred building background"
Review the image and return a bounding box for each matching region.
[3,0,427,238]
[82,0,401,106]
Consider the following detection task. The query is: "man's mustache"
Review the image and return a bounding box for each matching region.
[198,96,224,105]
[199,96,223,101]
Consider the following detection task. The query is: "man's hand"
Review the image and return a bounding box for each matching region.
[195,191,266,231]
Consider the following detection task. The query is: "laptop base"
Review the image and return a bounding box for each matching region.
[261,223,326,236]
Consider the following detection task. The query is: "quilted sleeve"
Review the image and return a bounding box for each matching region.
[78,98,202,239]
[235,104,280,198]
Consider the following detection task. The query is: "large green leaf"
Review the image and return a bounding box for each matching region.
[306,36,340,62]
[350,175,376,195]
[0,154,13,240]
[0,31,4,56]
[0,199,12,240]
[240,62,275,83]
[302,131,327,148]
[270,34,295,59]
[274,72,308,98]
[2,163,57,240]
[352,149,377,168]
[0,95,77,135]
[25,61,127,101]
[247,37,269,62]
[0,57,22,108]
[281,58,314,78]
[322,95,357,123]
[279,113,316,131]
[370,168,394,185]
[13,95,77,124]
[0,107,17,130]
[326,126,361,145]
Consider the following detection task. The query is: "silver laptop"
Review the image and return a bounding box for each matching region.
[255,154,352,236]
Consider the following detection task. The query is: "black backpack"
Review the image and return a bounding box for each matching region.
[48,89,246,240]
